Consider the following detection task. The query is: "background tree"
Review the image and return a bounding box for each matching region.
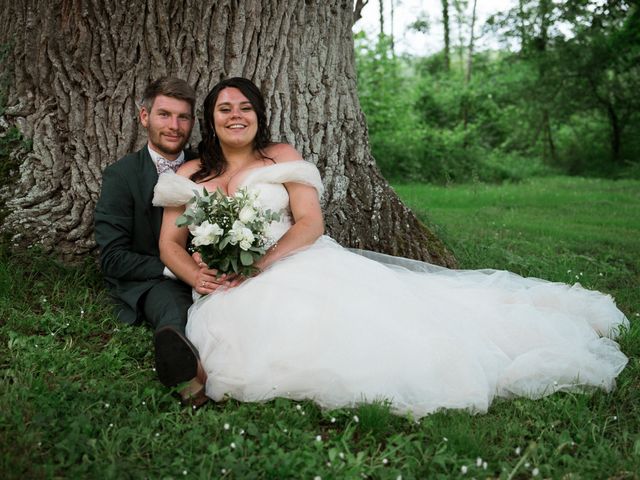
[0,0,456,267]
[442,0,451,71]
[486,0,639,173]
[556,0,640,166]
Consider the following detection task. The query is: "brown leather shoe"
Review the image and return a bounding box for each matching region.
[179,379,209,409]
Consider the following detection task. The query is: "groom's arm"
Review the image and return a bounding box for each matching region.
[95,165,165,281]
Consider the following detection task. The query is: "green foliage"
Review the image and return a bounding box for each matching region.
[1,178,639,478]
[356,3,640,183]
[355,33,429,182]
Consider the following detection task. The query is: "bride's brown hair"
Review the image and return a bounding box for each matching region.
[191,77,272,183]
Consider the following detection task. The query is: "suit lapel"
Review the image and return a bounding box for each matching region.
[138,147,162,241]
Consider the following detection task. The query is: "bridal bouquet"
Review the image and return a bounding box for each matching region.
[176,187,280,276]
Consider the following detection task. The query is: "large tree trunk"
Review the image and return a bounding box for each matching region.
[0,0,456,267]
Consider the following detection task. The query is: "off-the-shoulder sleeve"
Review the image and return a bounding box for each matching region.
[152,172,200,207]
[240,161,324,197]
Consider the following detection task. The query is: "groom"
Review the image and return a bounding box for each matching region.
[94,77,204,404]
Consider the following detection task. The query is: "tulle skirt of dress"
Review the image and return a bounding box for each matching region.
[186,236,629,418]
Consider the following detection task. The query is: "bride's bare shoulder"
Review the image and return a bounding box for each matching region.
[176,159,202,177]
[263,143,303,164]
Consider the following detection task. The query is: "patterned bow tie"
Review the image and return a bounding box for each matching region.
[156,155,185,174]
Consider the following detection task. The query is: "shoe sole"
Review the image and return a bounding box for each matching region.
[154,327,199,387]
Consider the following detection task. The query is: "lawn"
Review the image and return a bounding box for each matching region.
[1,176,638,479]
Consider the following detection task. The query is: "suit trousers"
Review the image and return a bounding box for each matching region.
[142,278,193,335]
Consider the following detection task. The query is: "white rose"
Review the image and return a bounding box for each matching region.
[238,205,257,223]
[241,227,254,244]
[228,220,245,245]
[239,239,252,251]
[192,221,222,246]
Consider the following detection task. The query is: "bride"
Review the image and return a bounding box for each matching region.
[154,77,629,417]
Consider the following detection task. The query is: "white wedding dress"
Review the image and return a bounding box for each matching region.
[154,161,629,418]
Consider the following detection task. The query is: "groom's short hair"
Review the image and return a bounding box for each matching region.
[141,77,196,116]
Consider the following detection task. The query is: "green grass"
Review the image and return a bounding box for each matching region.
[2,176,639,479]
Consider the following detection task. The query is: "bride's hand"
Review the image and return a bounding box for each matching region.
[213,267,262,290]
[194,263,236,295]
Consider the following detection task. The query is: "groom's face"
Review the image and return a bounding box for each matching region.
[140,95,194,160]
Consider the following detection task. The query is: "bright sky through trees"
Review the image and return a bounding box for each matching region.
[354,0,515,55]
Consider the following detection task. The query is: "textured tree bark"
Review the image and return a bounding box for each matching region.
[0,0,457,267]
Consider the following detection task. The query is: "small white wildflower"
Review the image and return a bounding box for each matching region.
[296,405,302,410]
[315,435,322,442]
[230,442,236,449]
[396,476,403,480]
[240,429,245,435]
[104,403,110,408]
[599,272,603,276]
[575,275,579,279]
[109,423,113,427]
[382,458,388,465]
[301,411,306,416]
[532,467,540,476]
[476,457,482,467]
[155,433,160,437]
[353,415,359,423]
[525,462,530,468]
[314,476,322,480]
[461,465,468,474]
[443,437,448,442]
[142,401,146,405]
[283,428,288,433]
[331,417,336,423]
[80,309,85,316]
[221,469,226,474]
[515,446,521,455]
[182,470,187,476]
[483,461,487,470]
[567,269,571,273]
[613,415,617,420]
[224,423,230,430]
[37,442,41,447]
[51,332,55,336]
[339,452,345,459]
[326,462,331,467]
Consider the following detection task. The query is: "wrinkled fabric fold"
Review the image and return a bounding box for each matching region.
[155,161,629,418]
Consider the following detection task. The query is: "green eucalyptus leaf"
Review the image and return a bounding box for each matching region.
[240,250,254,266]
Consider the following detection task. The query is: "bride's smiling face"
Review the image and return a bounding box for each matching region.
[213,87,258,149]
